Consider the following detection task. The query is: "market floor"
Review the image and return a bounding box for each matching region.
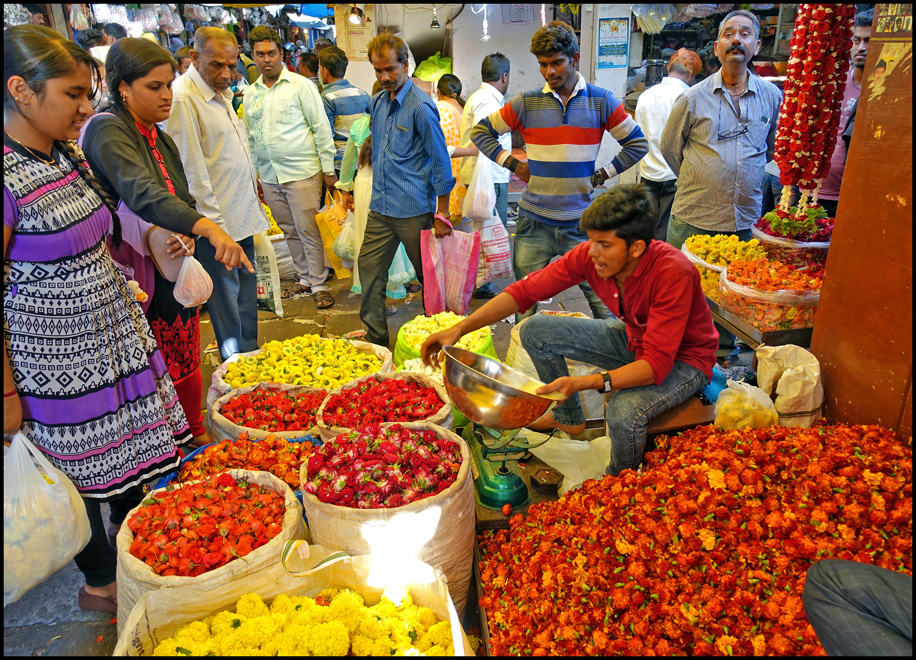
[4,226,754,655]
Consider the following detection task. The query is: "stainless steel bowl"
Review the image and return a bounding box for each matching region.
[442,346,563,430]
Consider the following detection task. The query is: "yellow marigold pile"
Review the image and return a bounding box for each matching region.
[478,422,912,656]
[152,587,454,656]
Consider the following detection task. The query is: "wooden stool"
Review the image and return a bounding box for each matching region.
[584,393,716,438]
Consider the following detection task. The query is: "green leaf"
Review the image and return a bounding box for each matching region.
[614,566,624,574]
[175,648,192,656]
[603,546,611,555]
[704,513,715,521]
[408,630,418,643]
[231,618,242,629]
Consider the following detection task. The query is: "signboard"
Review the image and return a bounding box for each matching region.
[597,17,629,69]
[334,3,376,62]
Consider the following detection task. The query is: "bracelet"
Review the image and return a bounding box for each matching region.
[4,389,18,399]
[504,155,520,173]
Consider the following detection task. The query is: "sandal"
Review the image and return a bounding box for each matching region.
[405,282,422,294]
[78,586,118,613]
[314,290,334,309]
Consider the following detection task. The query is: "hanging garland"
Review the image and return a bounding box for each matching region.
[773,4,856,216]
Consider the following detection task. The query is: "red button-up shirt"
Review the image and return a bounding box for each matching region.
[504,240,718,385]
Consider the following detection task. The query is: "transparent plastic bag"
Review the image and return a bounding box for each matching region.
[4,433,91,606]
[750,225,830,268]
[462,154,496,220]
[714,380,779,431]
[680,243,724,272]
[631,4,676,33]
[332,210,357,264]
[474,213,512,280]
[718,267,820,332]
[173,255,213,307]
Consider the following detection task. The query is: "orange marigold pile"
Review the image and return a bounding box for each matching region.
[478,423,912,656]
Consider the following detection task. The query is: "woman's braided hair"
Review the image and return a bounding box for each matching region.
[55,140,123,247]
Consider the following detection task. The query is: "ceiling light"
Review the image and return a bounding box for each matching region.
[430,6,441,29]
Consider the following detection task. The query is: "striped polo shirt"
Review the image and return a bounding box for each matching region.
[471,73,648,226]
[321,79,371,171]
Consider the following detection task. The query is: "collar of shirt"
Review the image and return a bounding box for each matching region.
[541,71,587,100]
[381,77,414,109]
[322,79,349,93]
[659,76,690,92]
[253,65,293,90]
[478,81,505,105]
[187,63,233,105]
[712,69,762,96]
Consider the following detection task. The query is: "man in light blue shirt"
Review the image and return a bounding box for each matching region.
[319,46,370,174]
[243,26,338,309]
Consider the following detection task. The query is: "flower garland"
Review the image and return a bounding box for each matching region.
[478,423,912,656]
[774,4,856,216]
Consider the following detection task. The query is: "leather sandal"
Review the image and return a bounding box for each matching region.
[314,290,334,309]
[78,586,118,613]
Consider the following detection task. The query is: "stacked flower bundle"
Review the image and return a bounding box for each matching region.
[478,423,911,656]
[774,4,856,213]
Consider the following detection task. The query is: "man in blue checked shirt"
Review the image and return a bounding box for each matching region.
[356,33,455,347]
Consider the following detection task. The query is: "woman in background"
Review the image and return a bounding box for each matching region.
[436,73,468,224]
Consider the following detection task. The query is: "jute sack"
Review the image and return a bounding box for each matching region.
[115,469,307,636]
[299,423,475,614]
[114,544,473,655]
[315,372,453,442]
[210,382,329,443]
[207,339,393,408]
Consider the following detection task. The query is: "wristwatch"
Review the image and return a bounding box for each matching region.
[591,168,610,187]
[597,371,613,393]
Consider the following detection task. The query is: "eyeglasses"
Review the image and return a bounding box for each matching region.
[717,124,749,141]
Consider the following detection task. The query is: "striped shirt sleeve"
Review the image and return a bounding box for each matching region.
[603,98,649,176]
[659,93,692,178]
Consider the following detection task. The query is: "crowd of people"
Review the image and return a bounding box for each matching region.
[3,8,897,637]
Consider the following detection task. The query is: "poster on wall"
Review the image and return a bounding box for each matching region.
[334,3,376,61]
[597,17,629,69]
[502,4,533,24]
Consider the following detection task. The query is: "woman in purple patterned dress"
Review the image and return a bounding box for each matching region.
[2,26,246,612]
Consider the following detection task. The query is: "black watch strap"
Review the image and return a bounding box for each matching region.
[598,371,613,393]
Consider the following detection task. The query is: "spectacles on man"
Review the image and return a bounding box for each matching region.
[717,124,749,141]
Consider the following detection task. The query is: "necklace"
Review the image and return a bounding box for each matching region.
[4,131,58,168]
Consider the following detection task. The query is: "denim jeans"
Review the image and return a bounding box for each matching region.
[666,215,752,350]
[520,315,708,476]
[494,182,509,227]
[359,210,430,347]
[195,234,258,361]
[641,177,678,241]
[513,211,612,322]
[761,173,799,215]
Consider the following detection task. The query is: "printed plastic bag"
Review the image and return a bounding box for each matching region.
[462,153,496,220]
[332,210,357,268]
[755,344,824,428]
[714,379,779,430]
[315,190,351,280]
[422,219,480,316]
[253,231,284,317]
[173,255,213,308]
[4,433,91,606]
[474,213,512,280]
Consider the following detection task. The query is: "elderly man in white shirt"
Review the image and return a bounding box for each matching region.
[634,48,702,240]
[165,27,269,361]
[456,53,511,299]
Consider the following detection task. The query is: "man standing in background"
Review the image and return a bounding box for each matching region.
[319,45,371,176]
[634,48,701,241]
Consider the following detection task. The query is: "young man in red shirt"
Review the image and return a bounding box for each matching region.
[422,184,718,476]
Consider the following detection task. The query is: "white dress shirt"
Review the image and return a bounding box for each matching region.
[163,64,268,241]
[459,82,511,186]
[635,76,690,182]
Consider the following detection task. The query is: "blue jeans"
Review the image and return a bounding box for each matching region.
[761,173,800,215]
[195,235,258,361]
[494,182,509,227]
[803,559,913,656]
[520,315,709,476]
[513,211,612,322]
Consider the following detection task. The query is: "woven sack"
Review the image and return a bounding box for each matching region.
[210,382,329,443]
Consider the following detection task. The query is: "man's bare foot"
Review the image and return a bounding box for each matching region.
[526,411,586,435]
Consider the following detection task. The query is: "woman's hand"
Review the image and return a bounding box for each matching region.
[4,392,22,439]
[167,234,194,259]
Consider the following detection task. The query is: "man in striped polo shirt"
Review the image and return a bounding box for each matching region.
[319,46,371,175]
[471,21,648,321]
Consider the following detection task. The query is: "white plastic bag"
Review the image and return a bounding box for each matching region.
[173,255,213,307]
[332,210,357,268]
[527,432,614,495]
[474,212,512,280]
[755,345,824,428]
[462,153,496,220]
[253,231,283,317]
[714,379,779,430]
[268,233,297,281]
[4,433,91,606]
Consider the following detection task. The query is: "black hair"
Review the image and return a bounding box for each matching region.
[4,25,121,247]
[102,22,128,40]
[579,184,657,247]
[77,28,105,51]
[437,74,465,107]
[248,25,283,55]
[175,46,192,61]
[875,59,887,70]
[319,46,349,79]
[367,33,410,65]
[530,21,579,59]
[481,52,510,82]
[298,51,319,75]
[854,8,874,27]
[103,38,176,109]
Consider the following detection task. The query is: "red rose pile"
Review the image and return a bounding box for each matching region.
[126,473,286,577]
[775,4,855,211]
[756,206,834,243]
[219,389,328,432]
[303,423,461,509]
[321,377,445,428]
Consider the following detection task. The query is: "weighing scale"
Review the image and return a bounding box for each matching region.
[442,346,564,510]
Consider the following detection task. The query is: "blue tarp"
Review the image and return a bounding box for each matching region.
[298,4,332,18]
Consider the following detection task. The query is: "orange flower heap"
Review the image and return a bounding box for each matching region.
[478,423,912,656]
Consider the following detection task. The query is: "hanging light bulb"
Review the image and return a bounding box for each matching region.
[540,4,547,26]
[481,5,490,41]
[430,5,441,29]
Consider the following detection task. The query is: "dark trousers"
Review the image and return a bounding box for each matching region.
[642,177,678,241]
[818,197,839,218]
[73,485,146,587]
[359,210,431,347]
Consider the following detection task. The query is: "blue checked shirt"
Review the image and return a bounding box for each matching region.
[369,78,456,218]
